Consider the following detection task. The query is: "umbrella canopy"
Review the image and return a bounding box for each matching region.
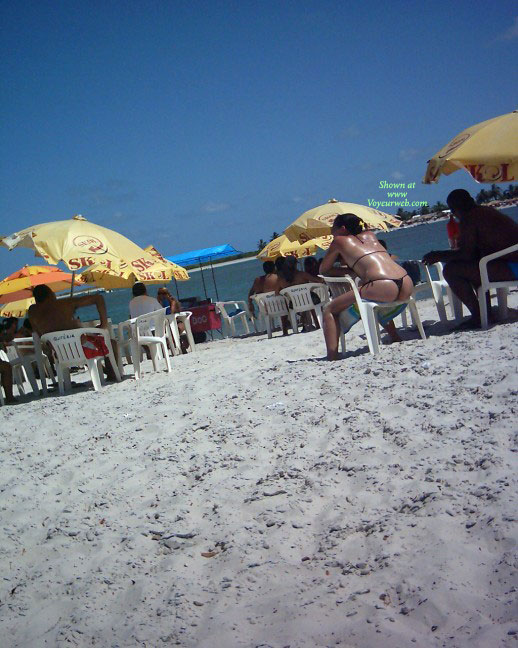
[423,110,518,184]
[166,244,240,267]
[0,215,177,280]
[257,235,302,260]
[0,265,75,304]
[0,297,36,318]
[284,199,401,243]
[78,245,190,289]
[295,235,334,256]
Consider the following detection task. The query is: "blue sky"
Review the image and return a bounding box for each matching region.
[1,0,517,277]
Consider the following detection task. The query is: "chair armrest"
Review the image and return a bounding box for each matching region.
[479,243,518,285]
[321,274,361,301]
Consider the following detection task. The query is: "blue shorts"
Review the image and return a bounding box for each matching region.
[508,262,518,279]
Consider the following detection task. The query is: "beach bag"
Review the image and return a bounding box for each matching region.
[400,260,421,285]
[81,333,110,359]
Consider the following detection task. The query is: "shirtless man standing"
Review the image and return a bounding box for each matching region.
[28,284,118,380]
[423,189,518,329]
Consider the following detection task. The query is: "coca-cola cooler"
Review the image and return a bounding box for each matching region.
[184,302,221,332]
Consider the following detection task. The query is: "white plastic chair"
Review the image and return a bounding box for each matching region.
[6,336,56,397]
[416,261,461,325]
[40,328,121,395]
[256,294,291,339]
[215,301,255,337]
[250,291,275,332]
[322,275,426,356]
[280,283,328,332]
[166,311,196,355]
[31,332,57,395]
[174,311,195,352]
[129,309,171,380]
[478,243,518,329]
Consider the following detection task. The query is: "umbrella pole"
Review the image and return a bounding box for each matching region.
[199,260,208,300]
[210,258,219,300]
[70,271,75,297]
[173,276,180,300]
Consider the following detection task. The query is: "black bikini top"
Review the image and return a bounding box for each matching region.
[350,250,389,271]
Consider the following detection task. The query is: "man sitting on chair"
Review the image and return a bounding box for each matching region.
[129,282,162,318]
[423,189,518,329]
[28,284,118,381]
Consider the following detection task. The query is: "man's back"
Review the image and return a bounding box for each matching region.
[129,294,161,318]
[463,206,518,260]
[29,299,80,335]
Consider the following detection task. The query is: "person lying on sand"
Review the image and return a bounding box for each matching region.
[423,189,518,330]
[320,213,414,360]
[28,284,119,381]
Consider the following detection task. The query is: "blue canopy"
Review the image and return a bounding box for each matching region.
[166,243,241,267]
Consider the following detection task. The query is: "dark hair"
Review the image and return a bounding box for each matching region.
[22,318,32,331]
[303,256,319,276]
[378,239,388,250]
[279,255,297,282]
[333,213,364,235]
[132,281,147,297]
[2,317,18,330]
[447,189,475,213]
[263,261,275,274]
[275,256,286,272]
[33,284,53,303]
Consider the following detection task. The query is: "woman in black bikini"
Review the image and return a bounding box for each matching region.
[320,213,414,360]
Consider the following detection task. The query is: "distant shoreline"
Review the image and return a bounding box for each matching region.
[190,199,518,270]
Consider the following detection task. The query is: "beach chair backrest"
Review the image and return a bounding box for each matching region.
[263,294,289,317]
[134,308,167,340]
[41,329,89,364]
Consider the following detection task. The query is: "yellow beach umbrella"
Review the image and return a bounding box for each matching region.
[297,235,334,256]
[423,110,518,184]
[0,215,178,282]
[78,245,190,289]
[257,235,302,260]
[0,297,35,318]
[144,245,189,281]
[284,199,401,243]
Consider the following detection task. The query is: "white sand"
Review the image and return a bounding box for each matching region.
[1,294,517,647]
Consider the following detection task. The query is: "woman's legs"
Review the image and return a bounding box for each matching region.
[322,292,356,360]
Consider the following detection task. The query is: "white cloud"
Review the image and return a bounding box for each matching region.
[399,148,419,161]
[202,202,230,214]
[499,16,518,40]
[340,125,360,139]
[391,171,404,180]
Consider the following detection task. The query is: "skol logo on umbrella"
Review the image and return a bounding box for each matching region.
[72,236,108,255]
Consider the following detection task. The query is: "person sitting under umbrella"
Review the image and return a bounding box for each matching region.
[320,213,414,360]
[28,285,119,381]
[423,189,518,329]
[248,261,278,316]
[157,286,190,353]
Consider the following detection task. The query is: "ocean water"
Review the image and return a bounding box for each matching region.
[79,206,518,327]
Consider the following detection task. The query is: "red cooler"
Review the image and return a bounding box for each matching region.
[186,303,221,332]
